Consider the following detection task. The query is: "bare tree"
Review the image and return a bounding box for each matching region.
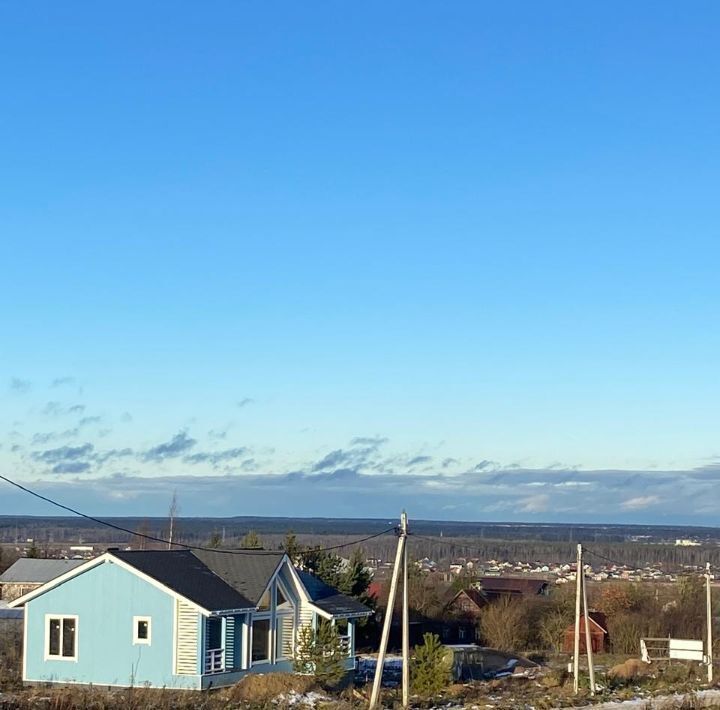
[478,596,530,652]
[167,491,179,549]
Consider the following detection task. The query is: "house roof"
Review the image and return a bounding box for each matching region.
[566,611,608,634]
[297,570,373,617]
[448,587,487,610]
[478,577,549,596]
[192,549,285,606]
[110,550,257,612]
[0,558,85,584]
[0,607,24,619]
[9,548,372,620]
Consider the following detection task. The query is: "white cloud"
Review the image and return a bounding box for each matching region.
[519,494,550,513]
[621,495,660,511]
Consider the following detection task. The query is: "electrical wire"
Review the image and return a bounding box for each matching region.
[0,473,397,556]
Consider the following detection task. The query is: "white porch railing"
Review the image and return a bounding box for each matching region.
[205,647,224,674]
[338,635,351,656]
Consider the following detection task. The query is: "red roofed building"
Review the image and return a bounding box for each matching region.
[562,612,608,654]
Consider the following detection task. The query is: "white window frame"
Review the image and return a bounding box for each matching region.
[250,615,272,665]
[44,614,79,662]
[133,616,152,645]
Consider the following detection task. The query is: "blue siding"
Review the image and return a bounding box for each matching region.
[24,559,200,689]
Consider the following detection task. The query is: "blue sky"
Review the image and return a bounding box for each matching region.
[2,2,719,523]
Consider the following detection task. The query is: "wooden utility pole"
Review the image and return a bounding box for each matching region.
[582,553,596,695]
[707,562,713,684]
[573,543,582,694]
[369,515,407,710]
[401,512,410,709]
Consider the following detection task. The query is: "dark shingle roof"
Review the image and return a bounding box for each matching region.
[193,550,284,606]
[446,587,487,611]
[110,550,255,612]
[110,549,371,618]
[297,570,372,617]
[478,577,549,596]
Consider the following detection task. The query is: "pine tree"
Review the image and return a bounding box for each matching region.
[283,531,302,564]
[411,633,451,698]
[293,622,345,686]
[338,548,373,601]
[240,530,263,549]
[301,548,343,589]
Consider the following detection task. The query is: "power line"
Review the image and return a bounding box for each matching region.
[0,473,396,556]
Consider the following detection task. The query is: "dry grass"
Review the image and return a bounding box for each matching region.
[0,624,22,691]
[225,672,318,704]
[608,657,655,680]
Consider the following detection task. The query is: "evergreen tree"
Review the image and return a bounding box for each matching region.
[208,532,222,548]
[293,622,346,686]
[240,530,263,549]
[283,531,302,564]
[411,633,451,698]
[301,547,343,589]
[338,548,373,602]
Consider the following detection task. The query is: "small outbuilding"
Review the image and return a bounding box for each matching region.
[562,612,608,654]
[0,558,85,602]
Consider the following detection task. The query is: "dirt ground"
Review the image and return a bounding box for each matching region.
[0,655,718,709]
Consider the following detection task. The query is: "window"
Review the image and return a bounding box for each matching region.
[46,615,77,661]
[277,579,295,609]
[251,618,271,664]
[133,616,152,645]
[206,617,222,649]
[257,589,271,611]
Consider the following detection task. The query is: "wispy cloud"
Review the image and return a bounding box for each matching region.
[42,401,86,417]
[349,436,388,447]
[9,377,31,394]
[52,462,92,474]
[33,443,94,464]
[407,455,432,467]
[51,376,76,388]
[184,447,249,466]
[237,398,254,408]
[143,431,197,461]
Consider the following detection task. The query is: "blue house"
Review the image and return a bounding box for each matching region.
[9,549,372,690]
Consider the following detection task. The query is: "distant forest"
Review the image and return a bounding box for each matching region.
[1,515,719,571]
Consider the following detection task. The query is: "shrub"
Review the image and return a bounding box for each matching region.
[478,596,529,651]
[538,608,573,653]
